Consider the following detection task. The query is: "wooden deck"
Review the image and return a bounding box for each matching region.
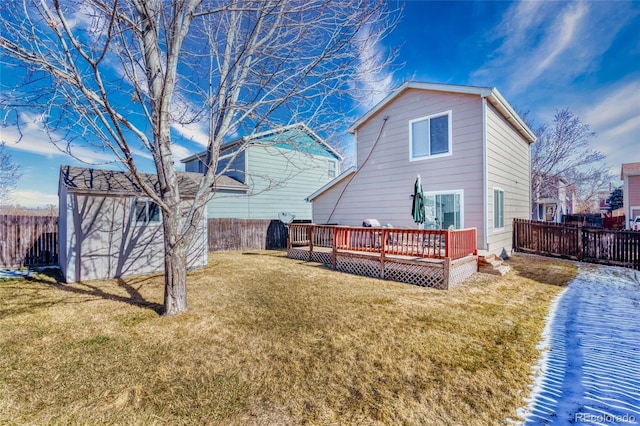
[287,225,478,289]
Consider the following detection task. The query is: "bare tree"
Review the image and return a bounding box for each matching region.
[0,142,22,205]
[529,109,611,212]
[0,0,396,315]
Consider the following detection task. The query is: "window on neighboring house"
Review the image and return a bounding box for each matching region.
[185,159,207,173]
[132,199,161,225]
[409,111,452,160]
[494,189,504,229]
[328,160,336,178]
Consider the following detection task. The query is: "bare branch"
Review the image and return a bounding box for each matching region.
[1,0,400,314]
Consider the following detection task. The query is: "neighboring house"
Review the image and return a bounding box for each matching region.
[621,162,640,229]
[58,165,218,283]
[181,123,342,221]
[597,189,611,215]
[308,81,536,256]
[531,175,576,222]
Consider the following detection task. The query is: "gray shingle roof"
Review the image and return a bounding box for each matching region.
[59,166,247,197]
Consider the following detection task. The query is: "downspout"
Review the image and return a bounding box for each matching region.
[481,97,488,251]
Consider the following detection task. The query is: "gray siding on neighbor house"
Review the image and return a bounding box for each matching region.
[207,144,335,220]
[60,193,207,283]
[485,102,531,255]
[313,89,485,243]
[218,147,246,183]
[184,149,247,184]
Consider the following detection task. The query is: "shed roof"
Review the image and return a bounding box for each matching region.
[348,81,536,144]
[621,162,640,179]
[59,165,247,197]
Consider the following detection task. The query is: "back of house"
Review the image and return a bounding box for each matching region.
[309,82,535,257]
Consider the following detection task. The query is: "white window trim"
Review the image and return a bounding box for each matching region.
[493,187,505,231]
[423,189,464,229]
[409,110,453,161]
[131,197,162,226]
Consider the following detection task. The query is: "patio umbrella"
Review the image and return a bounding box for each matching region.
[412,175,426,227]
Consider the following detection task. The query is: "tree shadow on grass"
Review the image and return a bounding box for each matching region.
[22,269,164,315]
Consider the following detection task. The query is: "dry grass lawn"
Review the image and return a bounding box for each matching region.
[0,251,577,425]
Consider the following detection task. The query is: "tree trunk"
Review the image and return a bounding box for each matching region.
[162,215,188,316]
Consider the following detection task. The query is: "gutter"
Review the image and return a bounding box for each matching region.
[486,88,537,143]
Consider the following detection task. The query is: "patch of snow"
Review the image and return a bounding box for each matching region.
[0,268,34,279]
[515,265,640,425]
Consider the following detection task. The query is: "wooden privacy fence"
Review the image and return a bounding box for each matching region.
[513,218,640,270]
[0,216,291,267]
[207,218,289,251]
[0,215,58,267]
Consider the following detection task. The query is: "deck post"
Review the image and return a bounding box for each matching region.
[443,257,451,290]
[308,225,314,262]
[332,227,337,270]
[445,230,450,258]
[380,228,386,279]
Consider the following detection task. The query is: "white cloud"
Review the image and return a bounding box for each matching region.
[171,143,194,165]
[1,112,117,163]
[576,80,640,179]
[529,4,586,83]
[475,2,588,94]
[171,119,210,148]
[473,1,635,97]
[354,24,396,111]
[582,81,640,131]
[11,190,58,208]
[490,1,547,55]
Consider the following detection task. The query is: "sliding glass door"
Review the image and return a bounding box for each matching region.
[424,191,463,229]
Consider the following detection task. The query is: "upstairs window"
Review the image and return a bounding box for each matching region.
[185,159,207,173]
[328,160,336,178]
[132,199,161,226]
[410,111,452,160]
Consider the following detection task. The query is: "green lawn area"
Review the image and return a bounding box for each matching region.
[0,251,576,425]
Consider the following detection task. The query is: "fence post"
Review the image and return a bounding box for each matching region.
[332,227,338,270]
[380,228,386,279]
[578,226,584,261]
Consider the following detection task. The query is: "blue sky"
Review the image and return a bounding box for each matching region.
[2,0,639,207]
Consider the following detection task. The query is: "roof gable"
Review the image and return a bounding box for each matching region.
[621,162,640,179]
[348,81,536,144]
[181,123,342,164]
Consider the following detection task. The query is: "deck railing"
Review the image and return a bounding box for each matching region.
[289,224,477,260]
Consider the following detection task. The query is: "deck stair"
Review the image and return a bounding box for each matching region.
[477,252,511,276]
